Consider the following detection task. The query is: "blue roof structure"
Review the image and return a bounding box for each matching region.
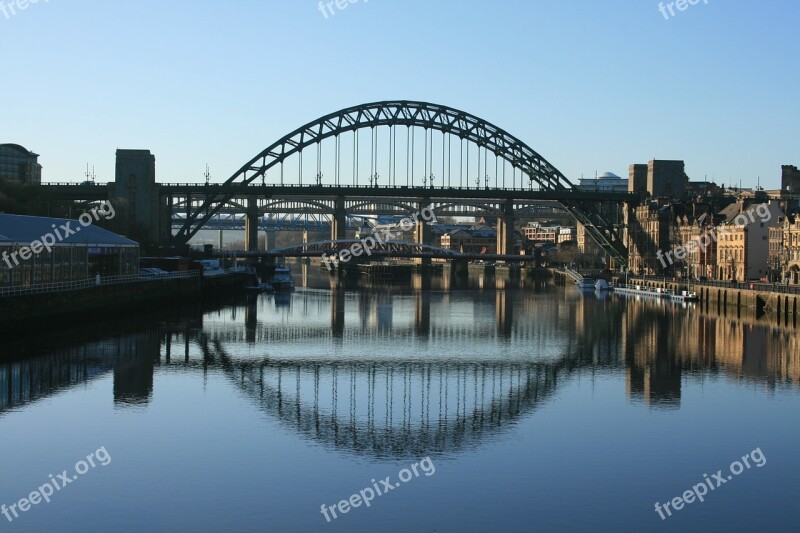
[0,213,138,246]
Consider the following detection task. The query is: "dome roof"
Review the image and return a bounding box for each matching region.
[597,172,621,179]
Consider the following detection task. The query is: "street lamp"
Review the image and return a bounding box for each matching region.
[778,246,789,285]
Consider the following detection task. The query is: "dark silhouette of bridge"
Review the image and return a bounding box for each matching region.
[39,101,640,266]
[225,239,538,264]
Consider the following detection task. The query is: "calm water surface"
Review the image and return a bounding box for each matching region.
[1,269,799,532]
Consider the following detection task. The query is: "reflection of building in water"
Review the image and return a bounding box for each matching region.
[0,351,113,411]
[113,330,159,405]
[711,318,800,385]
[620,298,800,404]
[622,301,682,408]
[0,329,159,412]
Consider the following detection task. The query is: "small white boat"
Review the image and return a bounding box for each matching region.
[576,277,596,289]
[670,290,699,302]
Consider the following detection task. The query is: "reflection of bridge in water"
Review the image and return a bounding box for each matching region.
[9,290,785,459]
[0,298,593,459]
[225,290,556,346]
[191,332,582,458]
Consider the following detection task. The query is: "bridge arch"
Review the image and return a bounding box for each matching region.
[174,101,630,266]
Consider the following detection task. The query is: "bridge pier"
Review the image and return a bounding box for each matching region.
[331,196,347,241]
[451,258,469,278]
[245,198,260,252]
[496,199,516,258]
[414,199,433,266]
[264,229,277,250]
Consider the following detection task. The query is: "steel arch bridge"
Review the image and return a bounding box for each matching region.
[172,101,635,266]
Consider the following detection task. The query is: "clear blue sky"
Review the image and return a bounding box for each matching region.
[2,0,797,188]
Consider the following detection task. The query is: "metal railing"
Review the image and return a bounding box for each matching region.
[0,270,199,298]
[40,182,110,187]
[624,275,800,296]
[562,267,582,282]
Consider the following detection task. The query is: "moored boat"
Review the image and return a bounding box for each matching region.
[271,266,295,291]
[614,284,697,304]
[670,290,699,302]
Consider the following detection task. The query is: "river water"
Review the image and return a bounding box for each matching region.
[1,267,798,532]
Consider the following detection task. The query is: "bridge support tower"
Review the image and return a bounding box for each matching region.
[245,198,259,252]
[414,199,433,266]
[331,196,347,241]
[497,199,516,258]
[265,229,277,250]
[451,258,469,278]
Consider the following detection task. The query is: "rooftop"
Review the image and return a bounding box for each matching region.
[0,143,39,157]
[0,213,138,246]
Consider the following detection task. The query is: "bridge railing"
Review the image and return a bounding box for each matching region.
[157,182,550,192]
[0,270,200,298]
[562,267,582,282]
[41,182,110,186]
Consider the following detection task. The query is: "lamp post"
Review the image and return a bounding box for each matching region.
[778,246,788,285]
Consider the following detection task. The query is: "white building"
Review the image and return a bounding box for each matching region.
[715,201,783,281]
[578,172,628,193]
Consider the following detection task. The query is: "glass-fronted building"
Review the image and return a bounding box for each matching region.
[0,144,42,185]
[0,214,139,288]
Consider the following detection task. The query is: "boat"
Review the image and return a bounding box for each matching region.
[670,290,699,302]
[614,284,668,298]
[245,282,274,293]
[614,284,697,303]
[575,277,596,289]
[271,266,295,291]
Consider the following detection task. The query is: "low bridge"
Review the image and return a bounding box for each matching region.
[219,239,538,264]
